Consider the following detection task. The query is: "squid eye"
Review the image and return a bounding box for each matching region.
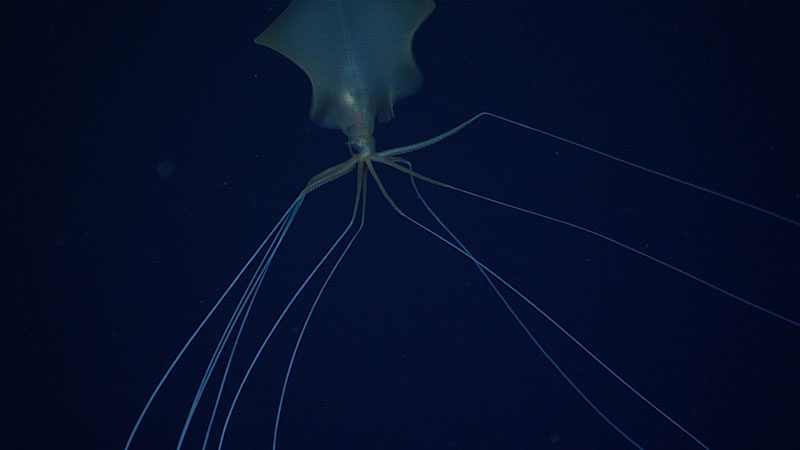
[347,141,362,155]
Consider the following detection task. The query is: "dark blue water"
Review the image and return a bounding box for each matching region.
[4,2,799,449]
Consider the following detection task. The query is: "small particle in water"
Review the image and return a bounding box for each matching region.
[156,159,173,177]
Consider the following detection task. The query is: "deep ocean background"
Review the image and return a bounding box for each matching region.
[3,2,799,449]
